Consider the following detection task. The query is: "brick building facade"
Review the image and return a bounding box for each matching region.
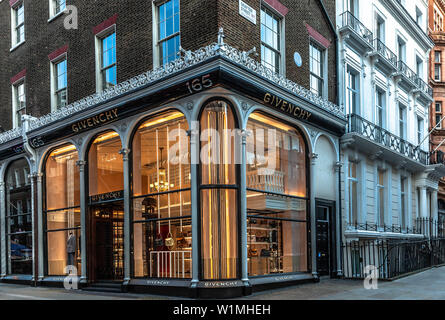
[0,0,344,298]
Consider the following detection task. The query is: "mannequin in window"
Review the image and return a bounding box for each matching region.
[67,232,76,267]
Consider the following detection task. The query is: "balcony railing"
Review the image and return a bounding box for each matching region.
[373,39,398,68]
[348,114,429,165]
[347,218,444,238]
[415,77,433,98]
[340,11,374,47]
[397,60,418,84]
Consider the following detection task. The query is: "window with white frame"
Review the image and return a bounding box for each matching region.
[376,89,385,128]
[376,15,385,42]
[400,177,407,230]
[52,58,67,110]
[310,42,325,97]
[416,56,423,78]
[436,101,443,129]
[348,161,358,226]
[399,104,407,139]
[415,7,423,27]
[435,51,442,81]
[377,169,385,228]
[417,116,424,146]
[96,31,117,91]
[397,37,406,62]
[50,0,66,17]
[157,0,180,66]
[346,67,359,115]
[11,1,25,47]
[261,6,281,73]
[12,81,26,128]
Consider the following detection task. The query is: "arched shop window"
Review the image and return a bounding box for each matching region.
[246,112,309,276]
[89,131,124,197]
[132,111,191,279]
[5,158,32,275]
[88,131,124,280]
[200,100,239,280]
[44,145,80,276]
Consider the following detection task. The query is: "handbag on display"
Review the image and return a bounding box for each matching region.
[165,232,175,249]
[261,249,272,257]
[248,248,258,258]
[154,234,163,247]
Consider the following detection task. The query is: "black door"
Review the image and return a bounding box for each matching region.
[96,219,114,280]
[316,205,330,276]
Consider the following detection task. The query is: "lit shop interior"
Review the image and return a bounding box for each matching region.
[4,100,310,282]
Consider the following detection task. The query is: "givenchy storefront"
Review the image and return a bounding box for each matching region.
[0,43,345,297]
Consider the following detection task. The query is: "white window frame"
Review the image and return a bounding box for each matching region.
[377,169,385,228]
[10,1,25,50]
[152,0,181,68]
[11,79,26,129]
[48,0,66,21]
[436,101,443,129]
[260,3,285,76]
[95,25,117,93]
[417,116,424,146]
[309,41,327,98]
[375,88,386,129]
[346,66,360,115]
[399,104,407,140]
[400,176,407,230]
[50,54,68,112]
[348,161,359,225]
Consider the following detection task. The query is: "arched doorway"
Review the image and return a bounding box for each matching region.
[87,131,124,282]
[5,158,32,275]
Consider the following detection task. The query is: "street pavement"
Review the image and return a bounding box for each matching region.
[0,266,444,300]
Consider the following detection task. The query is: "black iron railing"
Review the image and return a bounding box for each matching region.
[342,238,445,280]
[415,77,433,98]
[347,114,429,165]
[347,218,445,238]
[340,11,374,47]
[397,60,418,84]
[373,39,397,68]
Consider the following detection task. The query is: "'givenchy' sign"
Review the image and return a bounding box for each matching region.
[263,93,312,121]
[72,108,119,133]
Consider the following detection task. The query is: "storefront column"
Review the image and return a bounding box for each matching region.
[30,173,38,284]
[240,130,249,287]
[334,162,343,277]
[76,160,88,284]
[190,124,199,289]
[310,153,318,279]
[120,148,131,285]
[420,186,428,218]
[36,173,44,281]
[0,181,6,277]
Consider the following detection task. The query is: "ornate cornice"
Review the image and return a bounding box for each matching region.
[0,29,344,146]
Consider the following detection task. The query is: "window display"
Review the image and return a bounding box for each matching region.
[132,111,192,278]
[45,144,81,276]
[246,112,309,276]
[200,101,239,280]
[5,158,32,275]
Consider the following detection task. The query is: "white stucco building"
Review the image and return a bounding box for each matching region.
[336,0,445,247]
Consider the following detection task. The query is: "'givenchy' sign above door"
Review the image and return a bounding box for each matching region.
[263,93,312,121]
[72,108,119,133]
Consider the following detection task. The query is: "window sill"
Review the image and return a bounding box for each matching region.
[10,40,25,52]
[48,10,65,23]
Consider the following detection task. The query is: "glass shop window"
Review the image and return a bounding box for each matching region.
[89,131,123,197]
[5,158,32,275]
[200,101,239,280]
[132,111,192,279]
[246,112,309,276]
[45,145,81,276]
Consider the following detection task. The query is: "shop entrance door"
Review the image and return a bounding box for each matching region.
[89,202,124,282]
[315,200,336,277]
